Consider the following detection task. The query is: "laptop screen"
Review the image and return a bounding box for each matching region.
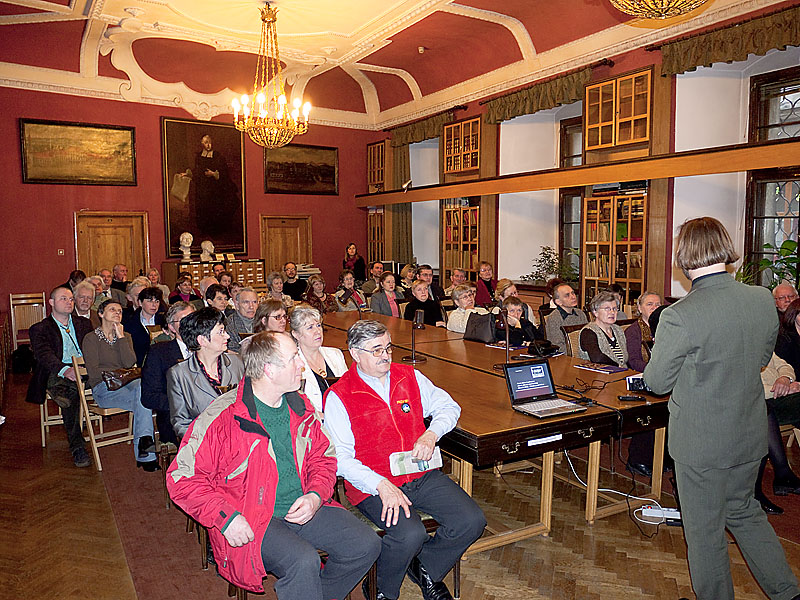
[504,360,556,404]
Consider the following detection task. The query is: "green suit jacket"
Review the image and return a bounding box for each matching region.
[643,272,778,468]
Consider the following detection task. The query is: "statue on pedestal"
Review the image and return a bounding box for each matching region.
[179,231,193,261]
[200,240,215,262]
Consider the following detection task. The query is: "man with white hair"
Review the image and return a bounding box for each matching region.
[225,286,259,352]
[773,282,798,313]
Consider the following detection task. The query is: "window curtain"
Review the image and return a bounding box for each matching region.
[661,5,800,77]
[389,144,413,264]
[485,67,592,124]
[390,111,454,147]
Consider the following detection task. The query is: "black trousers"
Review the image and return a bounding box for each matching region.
[356,470,486,598]
[46,374,84,453]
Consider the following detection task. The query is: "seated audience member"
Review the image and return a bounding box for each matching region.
[123,287,167,366]
[82,299,158,471]
[325,320,486,600]
[755,353,800,514]
[211,262,225,279]
[544,283,588,354]
[290,304,347,411]
[168,307,245,439]
[167,331,380,599]
[27,287,93,467]
[398,264,416,295]
[604,283,630,318]
[624,291,663,372]
[266,271,294,309]
[72,281,100,328]
[776,299,800,375]
[578,291,628,367]
[225,287,259,353]
[369,272,405,317]
[416,264,445,302]
[205,283,233,316]
[229,281,243,306]
[496,296,542,346]
[141,301,194,447]
[404,280,445,327]
[361,261,385,295]
[303,274,337,314]
[85,275,104,296]
[495,278,537,325]
[169,276,202,305]
[544,278,564,309]
[95,270,126,307]
[774,283,798,314]
[443,268,467,296]
[282,262,306,302]
[110,263,130,292]
[61,269,86,293]
[218,271,234,291]
[474,261,497,307]
[254,300,288,334]
[123,277,151,316]
[335,269,368,312]
[447,285,489,334]
[147,268,172,300]
[343,242,367,283]
[198,276,219,299]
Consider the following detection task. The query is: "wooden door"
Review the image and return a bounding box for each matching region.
[75,212,150,278]
[260,216,312,272]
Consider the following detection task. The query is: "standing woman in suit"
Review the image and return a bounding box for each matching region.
[290,304,347,412]
[643,217,799,600]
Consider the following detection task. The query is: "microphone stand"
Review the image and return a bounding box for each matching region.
[402,309,427,364]
[492,309,510,372]
[339,288,362,319]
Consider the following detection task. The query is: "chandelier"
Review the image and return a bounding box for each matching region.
[232,4,310,148]
[608,0,708,19]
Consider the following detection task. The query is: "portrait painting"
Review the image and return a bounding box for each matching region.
[264,144,338,195]
[20,119,136,185]
[161,117,246,257]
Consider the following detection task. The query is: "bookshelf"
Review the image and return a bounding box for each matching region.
[366,141,385,193]
[367,207,385,264]
[581,192,647,307]
[584,69,651,151]
[442,197,480,284]
[443,117,481,174]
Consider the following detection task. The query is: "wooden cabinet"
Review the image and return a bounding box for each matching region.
[161,259,266,290]
[442,197,480,284]
[367,207,385,263]
[585,70,651,151]
[367,141,385,193]
[581,194,647,307]
[443,117,481,174]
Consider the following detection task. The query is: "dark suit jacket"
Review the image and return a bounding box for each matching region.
[123,307,166,366]
[141,339,183,413]
[72,308,100,329]
[26,315,93,404]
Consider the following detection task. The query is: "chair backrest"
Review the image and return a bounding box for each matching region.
[71,355,92,401]
[561,323,585,357]
[616,318,637,330]
[538,306,555,327]
[10,292,46,349]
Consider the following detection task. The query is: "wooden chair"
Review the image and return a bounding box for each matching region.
[9,292,46,350]
[561,324,585,358]
[73,356,134,471]
[781,424,800,449]
[538,305,555,328]
[40,392,64,447]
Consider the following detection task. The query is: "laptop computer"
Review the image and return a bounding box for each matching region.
[503,359,587,418]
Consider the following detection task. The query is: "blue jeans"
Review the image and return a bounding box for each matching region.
[92,379,156,463]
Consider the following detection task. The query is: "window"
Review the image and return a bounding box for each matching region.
[560,116,583,168]
[559,117,583,281]
[749,65,800,142]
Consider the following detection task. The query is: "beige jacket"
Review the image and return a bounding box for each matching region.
[761,353,796,399]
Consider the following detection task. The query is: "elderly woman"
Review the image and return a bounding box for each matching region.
[624,291,663,372]
[303,274,337,314]
[334,269,368,311]
[447,284,489,333]
[266,271,294,309]
[369,272,405,317]
[81,299,158,471]
[167,307,244,439]
[147,268,172,300]
[495,278,537,324]
[398,264,416,295]
[169,275,201,305]
[253,299,287,333]
[290,304,347,412]
[495,296,542,346]
[403,279,445,327]
[578,290,628,367]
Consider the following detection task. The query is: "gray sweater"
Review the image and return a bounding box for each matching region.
[544,307,588,354]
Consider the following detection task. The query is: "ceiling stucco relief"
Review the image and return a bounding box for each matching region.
[441,3,537,60]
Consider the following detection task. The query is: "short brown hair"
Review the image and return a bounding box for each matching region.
[675,217,739,273]
[242,331,291,379]
[495,278,515,301]
[254,299,286,333]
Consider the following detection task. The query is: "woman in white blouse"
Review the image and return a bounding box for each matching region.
[290,303,347,412]
[447,284,491,333]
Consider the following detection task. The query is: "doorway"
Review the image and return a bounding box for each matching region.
[260,215,312,272]
[75,212,150,278]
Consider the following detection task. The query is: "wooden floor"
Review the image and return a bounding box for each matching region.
[2,371,799,600]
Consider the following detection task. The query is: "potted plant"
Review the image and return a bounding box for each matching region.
[520,245,579,286]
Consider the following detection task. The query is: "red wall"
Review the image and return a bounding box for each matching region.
[0,87,379,312]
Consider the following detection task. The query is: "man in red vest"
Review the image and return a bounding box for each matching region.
[325,320,486,600]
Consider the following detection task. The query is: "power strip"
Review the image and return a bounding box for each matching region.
[641,505,681,520]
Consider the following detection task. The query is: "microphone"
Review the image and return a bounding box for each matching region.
[403,309,427,364]
[339,288,362,319]
[413,308,425,330]
[493,308,510,372]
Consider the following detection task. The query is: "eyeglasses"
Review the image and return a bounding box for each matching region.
[270,313,288,321]
[356,344,394,358]
[597,306,619,313]
[776,295,798,301]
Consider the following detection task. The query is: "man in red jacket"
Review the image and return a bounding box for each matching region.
[325,320,486,600]
[167,331,380,599]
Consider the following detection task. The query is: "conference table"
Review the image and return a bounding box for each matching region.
[322,311,668,553]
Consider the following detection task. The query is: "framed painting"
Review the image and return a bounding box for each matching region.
[161,117,246,257]
[264,144,338,195]
[19,119,136,185]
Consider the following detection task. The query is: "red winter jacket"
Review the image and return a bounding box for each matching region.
[167,377,339,593]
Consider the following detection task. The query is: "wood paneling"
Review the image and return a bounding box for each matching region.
[75,212,150,277]
[259,215,312,273]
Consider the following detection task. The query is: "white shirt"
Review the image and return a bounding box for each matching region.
[176,338,190,360]
[140,312,156,327]
[324,366,461,496]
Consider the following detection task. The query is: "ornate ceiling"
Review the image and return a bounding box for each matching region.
[0,0,790,129]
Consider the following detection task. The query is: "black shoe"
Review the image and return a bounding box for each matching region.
[72,447,91,468]
[406,557,454,600]
[137,460,161,472]
[626,461,653,478]
[773,473,800,496]
[138,435,156,458]
[755,494,783,515]
[53,395,72,409]
[361,577,394,600]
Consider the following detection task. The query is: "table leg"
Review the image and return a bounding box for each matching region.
[649,427,666,498]
[584,440,602,524]
[540,451,554,535]
[458,459,473,497]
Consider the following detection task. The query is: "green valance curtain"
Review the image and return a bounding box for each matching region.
[485,67,592,124]
[661,5,800,77]
[389,111,454,147]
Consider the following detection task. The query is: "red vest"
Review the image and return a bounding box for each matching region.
[332,362,427,505]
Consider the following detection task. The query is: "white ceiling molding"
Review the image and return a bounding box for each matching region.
[79,18,107,77]
[441,3,537,61]
[354,63,422,100]
[339,64,380,116]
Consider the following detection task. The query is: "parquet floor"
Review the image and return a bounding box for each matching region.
[2,371,799,600]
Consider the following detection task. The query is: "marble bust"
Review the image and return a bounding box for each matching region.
[179,231,193,261]
[200,240,215,262]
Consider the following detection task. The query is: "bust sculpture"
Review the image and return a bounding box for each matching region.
[200,240,215,262]
[179,231,193,261]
